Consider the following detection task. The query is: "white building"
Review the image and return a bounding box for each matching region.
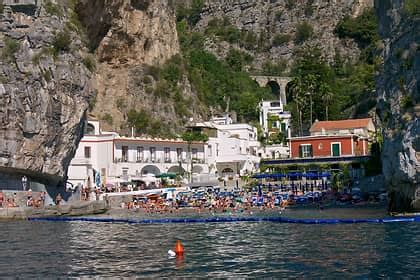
[259,100,292,139]
[257,99,292,160]
[67,120,208,188]
[190,115,260,178]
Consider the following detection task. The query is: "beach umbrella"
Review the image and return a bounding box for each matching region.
[321,172,331,178]
[272,173,285,179]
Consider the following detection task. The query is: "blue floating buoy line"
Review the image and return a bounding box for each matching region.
[27,215,420,225]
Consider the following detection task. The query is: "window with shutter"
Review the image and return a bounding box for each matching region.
[300,144,312,158]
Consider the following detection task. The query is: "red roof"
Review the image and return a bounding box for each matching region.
[310,118,373,132]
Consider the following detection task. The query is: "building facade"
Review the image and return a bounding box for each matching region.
[258,94,292,160]
[290,135,369,158]
[67,120,208,188]
[191,115,261,178]
[260,118,376,180]
[258,100,292,139]
[68,117,261,188]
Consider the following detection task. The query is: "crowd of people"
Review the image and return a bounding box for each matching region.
[0,191,46,208]
[26,191,46,208]
[0,192,17,208]
[118,189,290,214]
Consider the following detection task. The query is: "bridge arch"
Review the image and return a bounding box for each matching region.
[250,76,292,106]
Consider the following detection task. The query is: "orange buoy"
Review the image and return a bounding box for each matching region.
[174,240,184,256]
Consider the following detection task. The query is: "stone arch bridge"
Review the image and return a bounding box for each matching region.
[250,76,292,105]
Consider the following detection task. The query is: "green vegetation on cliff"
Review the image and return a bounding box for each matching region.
[171,6,381,134]
[335,9,380,63]
[285,8,381,135]
[171,15,272,122]
[1,37,19,62]
[403,0,420,17]
[204,17,269,52]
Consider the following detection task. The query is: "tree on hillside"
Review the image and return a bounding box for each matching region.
[319,83,333,121]
[288,77,306,136]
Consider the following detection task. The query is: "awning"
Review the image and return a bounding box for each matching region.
[287,172,303,177]
[252,173,286,179]
[303,172,319,179]
[156,173,177,179]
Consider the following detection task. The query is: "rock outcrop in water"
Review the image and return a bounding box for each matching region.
[375,0,420,211]
[0,4,93,187]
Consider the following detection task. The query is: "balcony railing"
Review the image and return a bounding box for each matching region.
[114,157,197,164]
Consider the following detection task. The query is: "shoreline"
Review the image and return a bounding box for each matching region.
[1,201,418,222]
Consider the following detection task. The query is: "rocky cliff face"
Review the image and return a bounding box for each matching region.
[76,0,376,134]
[76,0,201,134]
[78,0,179,65]
[375,0,419,211]
[196,0,374,70]
[0,4,93,186]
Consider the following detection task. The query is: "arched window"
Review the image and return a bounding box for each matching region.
[221,168,234,176]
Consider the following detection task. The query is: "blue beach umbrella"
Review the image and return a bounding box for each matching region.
[321,172,331,178]
[304,172,319,179]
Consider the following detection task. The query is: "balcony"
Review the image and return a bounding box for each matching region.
[112,157,209,165]
[114,157,175,164]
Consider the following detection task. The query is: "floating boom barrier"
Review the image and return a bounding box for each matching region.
[28,215,420,225]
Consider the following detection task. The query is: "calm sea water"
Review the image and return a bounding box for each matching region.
[0,208,419,278]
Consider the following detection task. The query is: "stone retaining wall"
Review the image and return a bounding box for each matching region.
[0,200,108,220]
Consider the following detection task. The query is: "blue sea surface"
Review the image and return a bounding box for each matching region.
[0,207,419,278]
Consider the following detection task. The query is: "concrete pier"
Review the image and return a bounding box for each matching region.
[0,200,108,220]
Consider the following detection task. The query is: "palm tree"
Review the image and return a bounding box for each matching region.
[305,74,317,126]
[289,78,305,136]
[319,83,333,121]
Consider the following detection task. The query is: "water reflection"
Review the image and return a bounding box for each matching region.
[0,209,419,278]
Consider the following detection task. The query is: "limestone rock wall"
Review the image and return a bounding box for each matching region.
[0,5,93,185]
[76,0,376,133]
[196,0,374,70]
[77,0,179,66]
[375,0,419,211]
[76,0,198,134]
